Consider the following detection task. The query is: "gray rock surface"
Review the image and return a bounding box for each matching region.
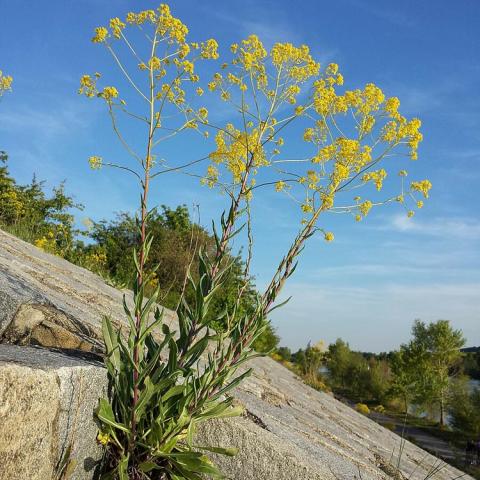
[0,229,473,480]
[0,345,107,480]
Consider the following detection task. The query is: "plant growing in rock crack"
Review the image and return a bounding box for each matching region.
[80,4,430,479]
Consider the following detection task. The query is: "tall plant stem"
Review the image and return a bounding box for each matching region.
[130,33,157,452]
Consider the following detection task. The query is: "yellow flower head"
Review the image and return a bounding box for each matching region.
[410,179,432,198]
[92,26,108,43]
[101,86,119,101]
[88,156,103,170]
[97,431,110,446]
[0,70,13,96]
[324,231,334,242]
[109,17,126,39]
[201,39,219,60]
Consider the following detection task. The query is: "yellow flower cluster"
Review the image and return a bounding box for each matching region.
[201,39,219,60]
[78,73,100,98]
[270,43,319,81]
[0,189,24,218]
[92,26,108,43]
[109,17,125,39]
[324,231,334,242]
[410,179,432,198]
[235,35,267,73]
[201,164,219,188]
[89,156,103,169]
[0,70,13,96]
[97,431,110,446]
[34,232,57,254]
[209,125,268,183]
[362,169,387,191]
[358,200,373,217]
[100,86,119,102]
[84,250,107,269]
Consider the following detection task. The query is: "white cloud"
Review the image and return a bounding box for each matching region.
[338,0,416,28]
[0,99,92,138]
[271,281,480,352]
[389,214,480,240]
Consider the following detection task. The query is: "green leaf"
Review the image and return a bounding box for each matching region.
[117,455,129,480]
[138,461,159,473]
[134,376,156,418]
[102,316,120,370]
[195,445,239,457]
[162,384,185,402]
[96,398,130,434]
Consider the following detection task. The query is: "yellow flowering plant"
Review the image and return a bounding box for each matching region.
[81,6,249,480]
[0,70,13,98]
[81,5,431,479]
[197,34,430,333]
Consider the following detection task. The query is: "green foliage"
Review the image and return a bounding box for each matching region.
[389,347,419,413]
[391,319,465,425]
[0,153,82,256]
[448,377,480,438]
[97,211,268,479]
[326,338,351,388]
[463,350,480,379]
[276,346,292,362]
[83,206,278,353]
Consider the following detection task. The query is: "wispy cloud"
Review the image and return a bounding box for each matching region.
[337,0,416,28]
[0,99,93,138]
[271,281,480,351]
[388,214,480,240]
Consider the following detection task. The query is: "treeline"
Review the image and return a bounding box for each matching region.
[276,319,480,439]
[0,154,278,352]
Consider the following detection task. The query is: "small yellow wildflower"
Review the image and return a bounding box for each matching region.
[92,26,108,43]
[101,86,119,101]
[301,203,313,213]
[201,39,219,59]
[198,107,208,119]
[78,74,98,98]
[97,432,110,446]
[359,200,373,216]
[109,17,126,39]
[0,70,13,96]
[275,181,286,192]
[149,56,162,71]
[411,179,432,198]
[324,232,334,242]
[89,156,103,170]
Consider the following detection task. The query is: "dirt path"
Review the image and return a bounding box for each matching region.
[369,410,461,461]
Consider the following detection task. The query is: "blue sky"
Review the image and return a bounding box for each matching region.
[1,0,479,352]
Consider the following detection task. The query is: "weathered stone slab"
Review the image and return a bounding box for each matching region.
[0,345,107,480]
[0,229,474,480]
[0,229,176,351]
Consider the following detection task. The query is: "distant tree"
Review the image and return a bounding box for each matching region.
[327,338,352,388]
[276,346,292,362]
[448,376,480,438]
[463,351,480,380]
[366,357,391,403]
[0,154,82,255]
[389,345,420,413]
[394,320,465,426]
[86,205,278,352]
